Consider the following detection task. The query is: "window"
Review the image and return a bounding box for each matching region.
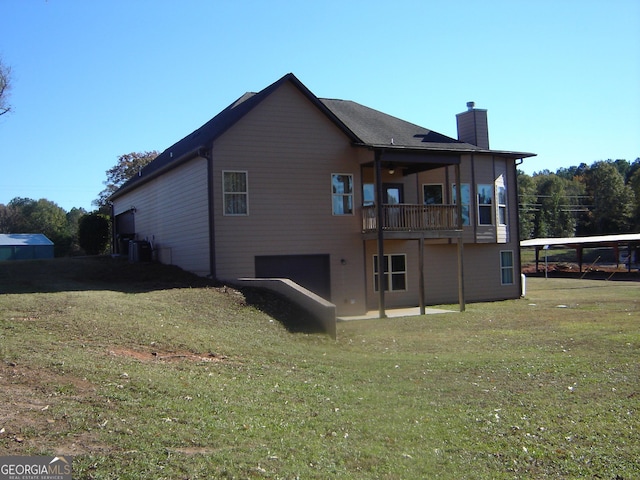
[373,254,407,292]
[500,251,514,285]
[498,185,507,225]
[363,183,375,206]
[223,171,248,215]
[477,184,493,225]
[423,184,443,205]
[452,183,470,226]
[332,174,353,215]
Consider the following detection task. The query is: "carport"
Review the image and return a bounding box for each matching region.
[520,233,640,273]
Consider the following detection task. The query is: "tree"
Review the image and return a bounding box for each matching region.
[584,161,635,234]
[0,58,11,116]
[78,213,110,255]
[94,151,159,210]
[3,198,74,256]
[66,207,88,254]
[517,170,537,240]
[534,174,576,238]
[626,167,640,229]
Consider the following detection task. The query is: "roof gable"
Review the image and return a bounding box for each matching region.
[111,73,534,199]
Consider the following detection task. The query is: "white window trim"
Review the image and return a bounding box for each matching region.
[500,250,515,285]
[373,253,408,292]
[331,173,354,216]
[222,170,249,216]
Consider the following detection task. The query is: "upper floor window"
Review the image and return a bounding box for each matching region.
[498,185,507,225]
[223,171,248,215]
[477,184,493,225]
[363,183,375,206]
[452,183,470,226]
[423,184,443,205]
[332,174,353,215]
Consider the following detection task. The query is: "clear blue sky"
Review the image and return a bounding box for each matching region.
[1,0,639,212]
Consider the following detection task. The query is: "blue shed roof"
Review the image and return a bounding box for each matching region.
[0,234,54,246]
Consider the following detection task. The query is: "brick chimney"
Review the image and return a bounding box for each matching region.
[456,101,489,149]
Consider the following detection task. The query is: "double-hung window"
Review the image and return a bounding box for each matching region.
[223,171,248,215]
[332,174,353,215]
[477,184,493,225]
[373,254,407,292]
[498,185,507,225]
[500,251,514,285]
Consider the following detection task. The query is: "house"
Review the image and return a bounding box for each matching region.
[109,73,535,317]
[0,233,54,261]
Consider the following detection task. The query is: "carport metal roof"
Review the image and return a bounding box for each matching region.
[520,233,640,273]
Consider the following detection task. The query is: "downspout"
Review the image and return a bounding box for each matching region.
[514,158,524,295]
[374,150,386,318]
[109,201,115,255]
[202,146,217,279]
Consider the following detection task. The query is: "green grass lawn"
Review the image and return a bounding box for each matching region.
[1,257,638,479]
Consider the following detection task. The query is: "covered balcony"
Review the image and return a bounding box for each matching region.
[362,203,461,238]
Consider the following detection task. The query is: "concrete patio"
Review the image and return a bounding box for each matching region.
[338,306,454,322]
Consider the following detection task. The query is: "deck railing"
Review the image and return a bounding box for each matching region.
[362,204,459,232]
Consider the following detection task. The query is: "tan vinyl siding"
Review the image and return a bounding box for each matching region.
[211,81,366,315]
[113,157,210,276]
[364,239,422,310]
[423,243,520,304]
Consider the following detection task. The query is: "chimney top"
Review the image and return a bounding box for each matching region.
[466,101,475,111]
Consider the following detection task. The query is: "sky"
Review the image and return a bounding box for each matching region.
[1,0,639,212]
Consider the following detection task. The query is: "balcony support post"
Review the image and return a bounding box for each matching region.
[419,233,425,315]
[374,150,386,318]
[455,163,466,312]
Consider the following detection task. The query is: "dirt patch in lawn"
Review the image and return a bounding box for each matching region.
[0,361,108,456]
[108,347,230,363]
[0,346,234,455]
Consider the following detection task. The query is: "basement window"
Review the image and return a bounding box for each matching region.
[373,254,407,292]
[500,250,514,285]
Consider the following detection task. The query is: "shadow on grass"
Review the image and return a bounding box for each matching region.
[0,256,219,294]
[239,286,326,335]
[0,256,325,335]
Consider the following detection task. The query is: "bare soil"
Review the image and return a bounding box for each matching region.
[0,346,231,456]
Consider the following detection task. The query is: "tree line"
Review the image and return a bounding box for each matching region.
[0,198,111,256]
[2,154,638,256]
[0,152,158,257]
[518,158,640,240]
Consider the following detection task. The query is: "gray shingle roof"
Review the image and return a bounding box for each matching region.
[320,98,473,151]
[111,73,533,199]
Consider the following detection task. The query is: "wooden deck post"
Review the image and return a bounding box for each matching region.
[375,150,386,318]
[455,163,466,312]
[419,234,425,315]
